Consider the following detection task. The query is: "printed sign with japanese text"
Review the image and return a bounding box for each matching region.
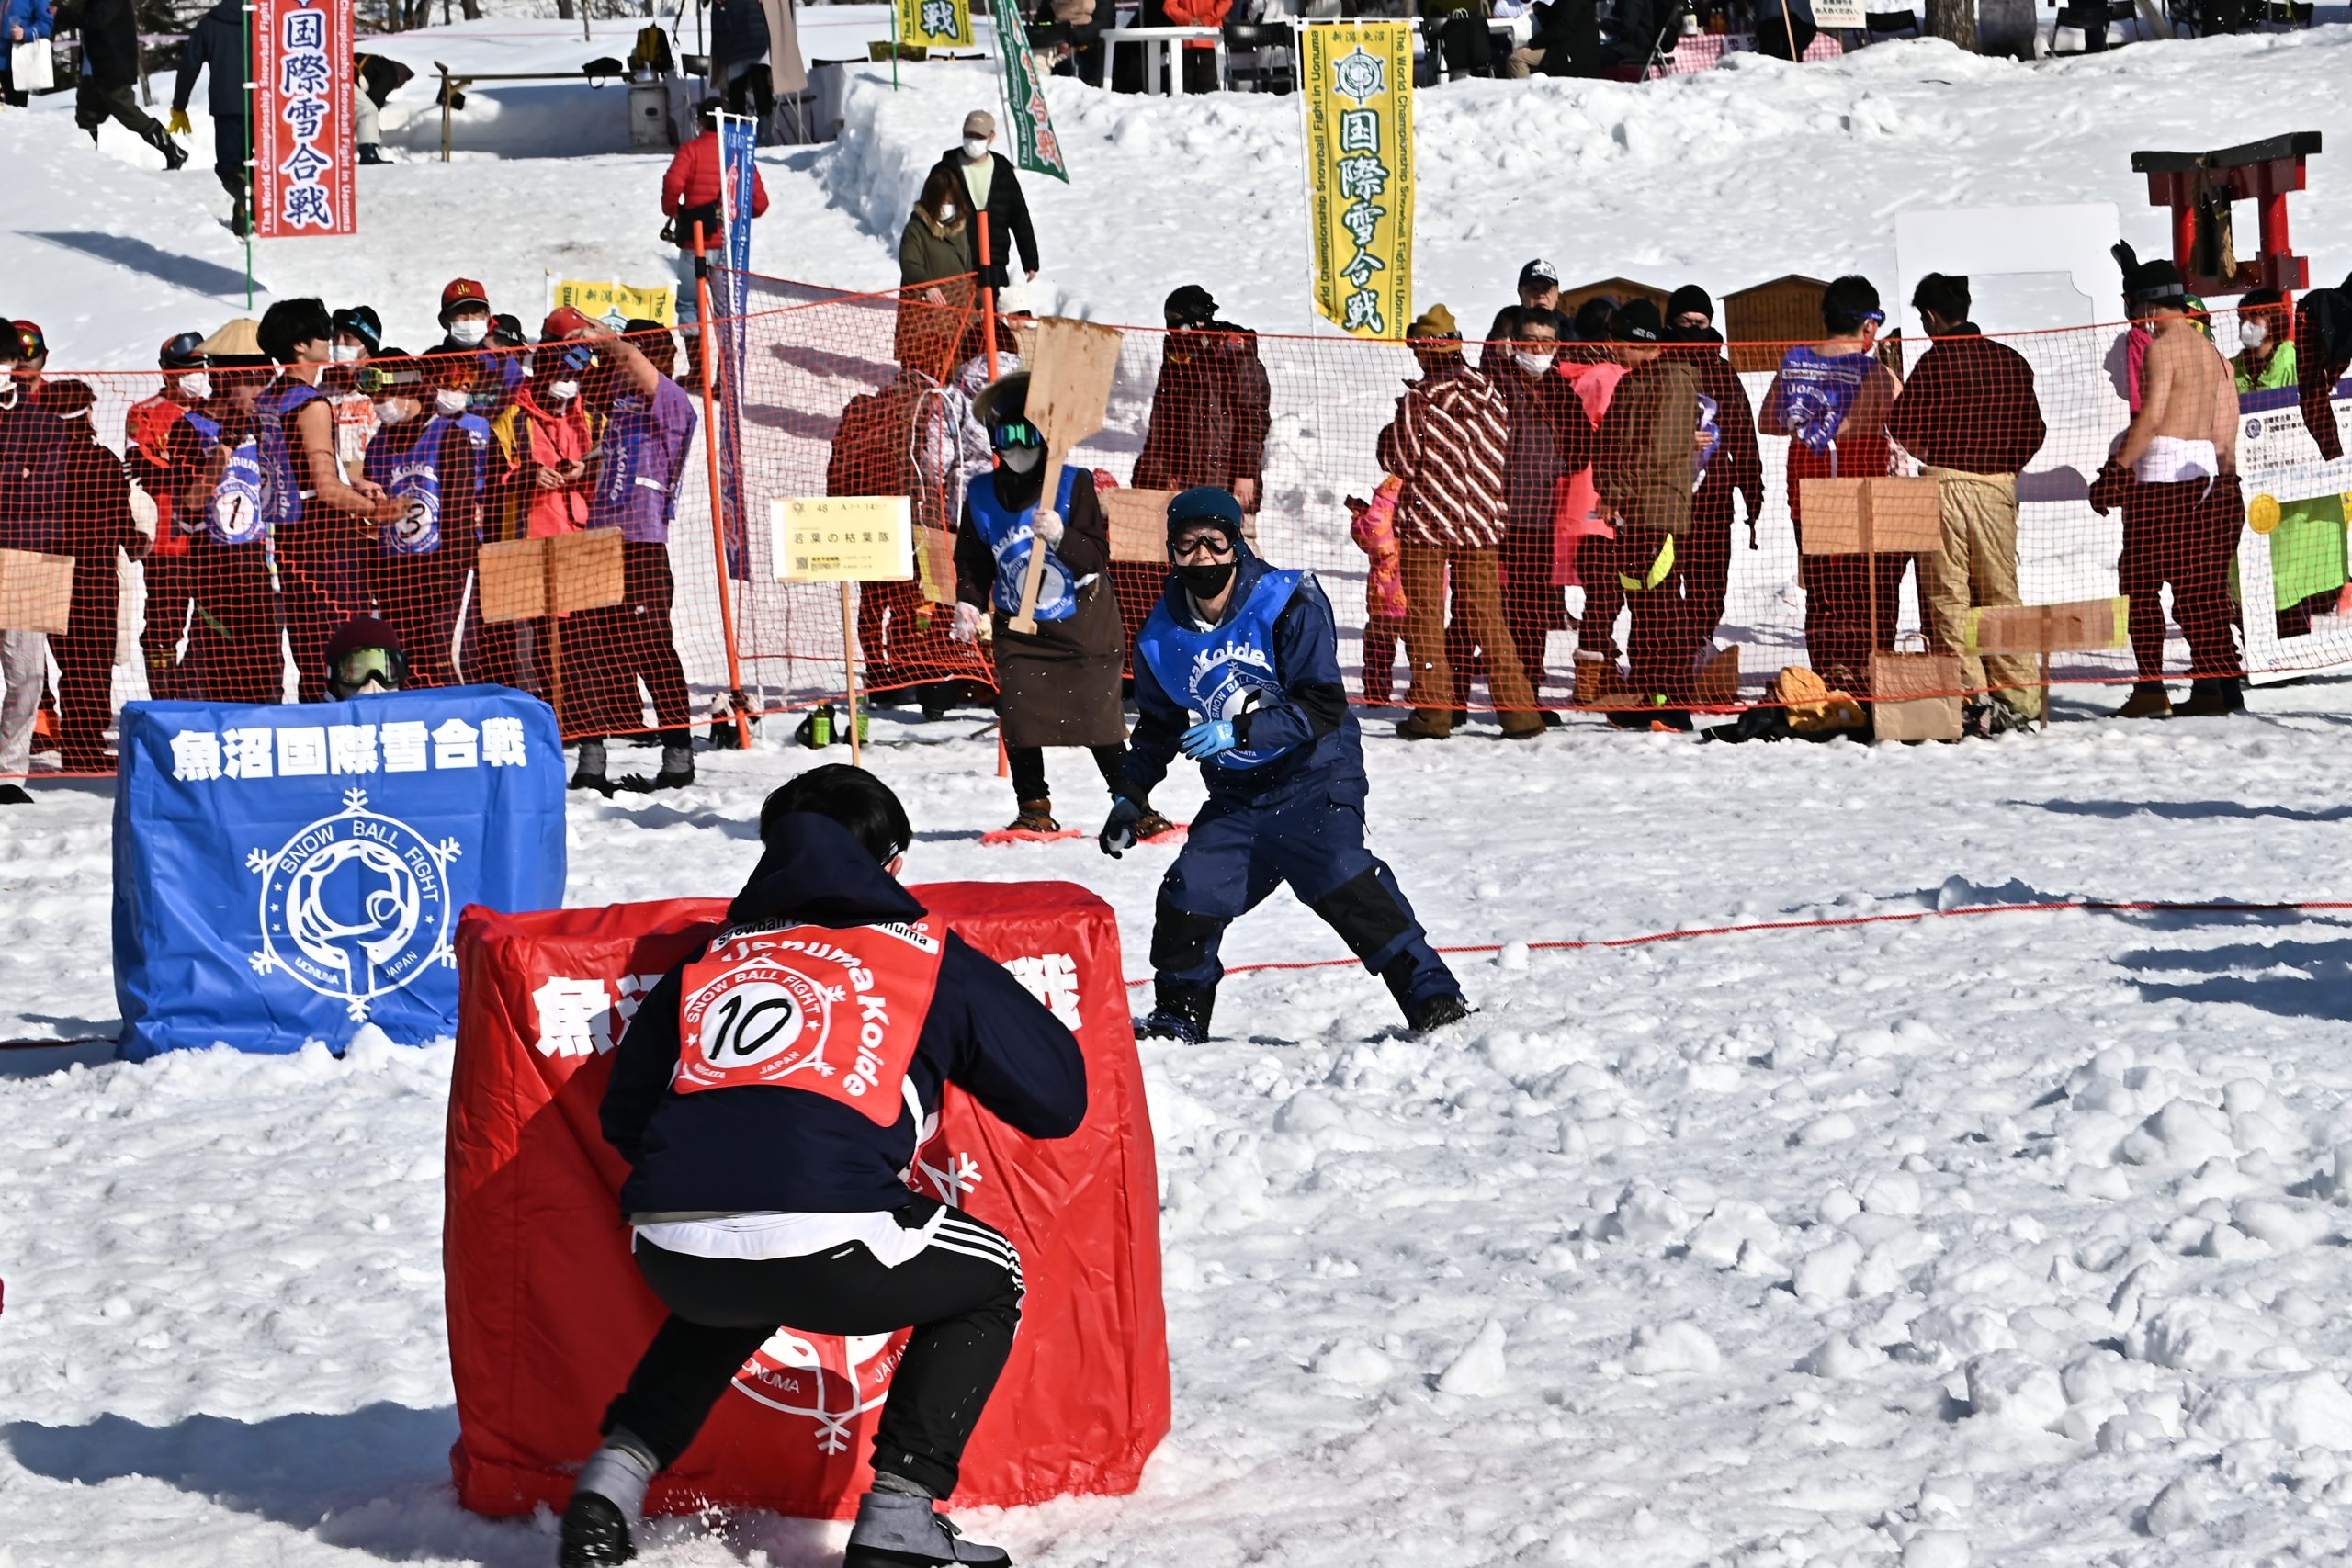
[1302,22,1414,338]
[772,497,915,582]
[252,0,356,239]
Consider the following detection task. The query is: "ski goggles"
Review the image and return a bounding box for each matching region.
[356,361,422,396]
[1171,528,1238,560]
[330,645,407,696]
[990,417,1044,450]
[557,342,598,377]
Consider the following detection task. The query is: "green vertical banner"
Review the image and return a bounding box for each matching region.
[1301,22,1414,336]
[997,6,1070,183]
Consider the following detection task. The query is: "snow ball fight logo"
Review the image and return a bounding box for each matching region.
[247,787,460,1021]
[733,1329,910,1454]
[677,956,835,1087]
[1331,44,1385,106]
[1188,639,1281,764]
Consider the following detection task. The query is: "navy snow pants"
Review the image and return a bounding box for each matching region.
[1150,790,1457,1005]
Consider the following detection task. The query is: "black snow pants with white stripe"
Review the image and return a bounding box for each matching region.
[603,1195,1024,1499]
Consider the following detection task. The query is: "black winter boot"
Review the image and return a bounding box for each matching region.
[142,121,190,170]
[1136,981,1215,1044]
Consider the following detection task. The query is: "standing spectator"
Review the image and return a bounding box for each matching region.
[1761,275,1904,694]
[172,0,249,234]
[1382,305,1544,741]
[2232,288,2297,395]
[1560,297,1628,703]
[484,310,600,725]
[1128,285,1272,660]
[168,318,275,704]
[899,164,976,289]
[327,304,384,475]
[1886,273,2049,734]
[1037,0,1107,85]
[2094,255,2245,719]
[125,331,212,699]
[435,278,495,352]
[0,320,63,801]
[1592,299,1698,723]
[1507,0,1603,77]
[710,0,773,120]
[77,0,187,168]
[952,374,1163,837]
[1346,478,1409,705]
[4,0,54,107]
[1489,304,1592,711]
[1423,0,1497,78]
[1514,258,1563,330]
[255,298,405,704]
[931,113,1039,293]
[360,350,488,691]
[9,317,50,405]
[432,277,524,416]
[574,322,701,794]
[661,99,771,325]
[39,381,145,772]
[1159,0,1232,91]
[1660,285,1764,685]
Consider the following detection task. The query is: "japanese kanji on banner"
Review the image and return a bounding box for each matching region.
[111,688,567,1061]
[1301,21,1413,338]
[548,277,679,331]
[995,5,1069,183]
[252,0,356,239]
[444,885,1170,1519]
[897,0,973,50]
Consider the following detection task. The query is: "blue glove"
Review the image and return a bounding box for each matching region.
[1180,718,1238,761]
[1099,795,1142,857]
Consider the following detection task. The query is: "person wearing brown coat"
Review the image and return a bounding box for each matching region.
[1594,301,1700,721]
[1661,285,1765,678]
[954,374,1170,836]
[1124,286,1273,663]
[41,381,148,771]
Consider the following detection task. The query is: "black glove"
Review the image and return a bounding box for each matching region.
[2087,457,2131,517]
[1099,796,1141,858]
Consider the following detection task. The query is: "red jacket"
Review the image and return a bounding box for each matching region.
[661,132,770,245]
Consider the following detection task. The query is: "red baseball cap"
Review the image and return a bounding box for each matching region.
[438,278,490,322]
[541,306,596,342]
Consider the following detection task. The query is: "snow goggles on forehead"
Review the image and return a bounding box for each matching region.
[991,417,1044,449]
[554,342,598,377]
[1861,310,1887,328]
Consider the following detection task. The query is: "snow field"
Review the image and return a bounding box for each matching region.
[13,709,2352,1562]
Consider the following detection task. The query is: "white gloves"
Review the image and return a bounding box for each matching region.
[1033,507,1064,549]
[951,601,984,644]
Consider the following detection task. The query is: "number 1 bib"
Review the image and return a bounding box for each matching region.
[674,918,947,1123]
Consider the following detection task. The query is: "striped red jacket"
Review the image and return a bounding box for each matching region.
[1385,360,1510,549]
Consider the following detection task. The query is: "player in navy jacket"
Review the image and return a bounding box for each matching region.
[1101,486,1470,1044]
[569,765,1086,1568]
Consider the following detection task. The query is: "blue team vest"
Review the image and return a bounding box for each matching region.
[1774,346,1871,455]
[969,468,1080,622]
[254,379,327,532]
[1136,568,1305,772]
[366,413,488,556]
[183,412,266,547]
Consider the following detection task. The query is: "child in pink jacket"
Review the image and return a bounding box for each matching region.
[1346,476,1408,705]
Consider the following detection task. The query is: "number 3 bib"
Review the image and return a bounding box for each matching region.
[674,919,947,1123]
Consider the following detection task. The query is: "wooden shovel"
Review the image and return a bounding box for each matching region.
[1007,316,1123,636]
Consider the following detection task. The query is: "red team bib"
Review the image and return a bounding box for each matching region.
[673,919,947,1123]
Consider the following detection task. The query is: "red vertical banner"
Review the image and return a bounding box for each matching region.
[251,0,356,240]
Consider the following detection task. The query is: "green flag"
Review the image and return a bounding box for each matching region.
[996,6,1070,183]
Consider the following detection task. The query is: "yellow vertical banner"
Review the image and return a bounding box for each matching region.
[897,0,974,49]
[1301,21,1414,338]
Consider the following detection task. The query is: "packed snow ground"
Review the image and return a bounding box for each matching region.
[15,703,2352,1565]
[12,15,2352,1567]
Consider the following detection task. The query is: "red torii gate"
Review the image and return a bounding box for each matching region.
[2130,130,2323,302]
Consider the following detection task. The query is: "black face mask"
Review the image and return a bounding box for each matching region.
[1175,560,1237,599]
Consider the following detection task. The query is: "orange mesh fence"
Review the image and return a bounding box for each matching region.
[4,277,2348,777]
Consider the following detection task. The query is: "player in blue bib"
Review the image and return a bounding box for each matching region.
[1101,487,1470,1043]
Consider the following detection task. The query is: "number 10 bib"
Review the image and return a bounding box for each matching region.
[674,919,947,1123]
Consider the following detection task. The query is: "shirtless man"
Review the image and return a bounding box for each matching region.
[2098,257,2244,719]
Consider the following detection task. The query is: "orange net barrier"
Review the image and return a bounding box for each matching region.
[3,276,2346,775]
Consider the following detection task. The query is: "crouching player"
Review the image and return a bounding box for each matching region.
[563,764,1088,1568]
[1102,487,1472,1043]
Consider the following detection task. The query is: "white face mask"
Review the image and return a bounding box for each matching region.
[434,387,470,416]
[1000,444,1043,472]
[178,371,213,402]
[548,379,581,402]
[447,318,490,347]
[938,202,958,221]
[333,343,364,364]
[963,136,989,160]
[1516,349,1556,376]
[2241,319,2268,348]
[375,399,412,425]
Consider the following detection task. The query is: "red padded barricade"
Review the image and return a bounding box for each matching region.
[444,883,1167,1520]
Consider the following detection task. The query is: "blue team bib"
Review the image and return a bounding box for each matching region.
[969,468,1080,623]
[1137,569,1304,772]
